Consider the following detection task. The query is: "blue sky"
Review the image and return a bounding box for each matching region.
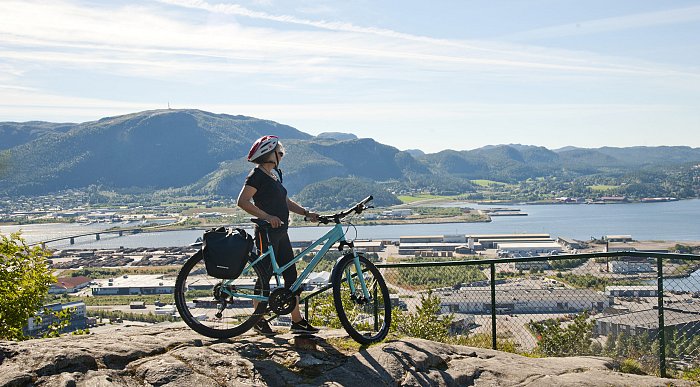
[1,0,699,153]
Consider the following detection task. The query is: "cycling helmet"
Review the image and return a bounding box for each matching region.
[247,135,279,162]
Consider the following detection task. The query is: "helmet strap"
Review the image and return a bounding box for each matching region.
[262,152,283,183]
[274,167,283,184]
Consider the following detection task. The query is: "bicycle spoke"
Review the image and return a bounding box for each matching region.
[174,251,269,339]
[332,254,391,344]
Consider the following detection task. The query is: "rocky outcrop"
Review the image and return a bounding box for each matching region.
[0,323,692,386]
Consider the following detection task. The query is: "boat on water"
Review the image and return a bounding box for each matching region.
[483,208,528,216]
[641,197,679,203]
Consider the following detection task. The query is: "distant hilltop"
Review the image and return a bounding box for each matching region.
[316,132,358,141]
[0,109,699,209]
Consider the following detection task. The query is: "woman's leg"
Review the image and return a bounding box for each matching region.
[276,232,304,323]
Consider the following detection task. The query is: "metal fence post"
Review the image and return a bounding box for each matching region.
[374,283,379,331]
[304,298,309,320]
[657,256,666,378]
[490,263,497,350]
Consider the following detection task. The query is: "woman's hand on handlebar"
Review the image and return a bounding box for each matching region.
[304,211,320,222]
[265,215,284,228]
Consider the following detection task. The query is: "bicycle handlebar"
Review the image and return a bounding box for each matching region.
[313,195,374,224]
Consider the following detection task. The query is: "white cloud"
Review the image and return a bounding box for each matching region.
[506,5,700,41]
[0,0,698,150]
[1,0,697,86]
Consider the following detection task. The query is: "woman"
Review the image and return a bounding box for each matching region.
[237,135,320,336]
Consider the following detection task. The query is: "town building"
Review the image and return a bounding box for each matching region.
[381,209,412,218]
[49,276,92,294]
[599,196,628,203]
[91,274,175,296]
[24,301,87,337]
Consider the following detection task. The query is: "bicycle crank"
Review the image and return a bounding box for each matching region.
[269,288,296,315]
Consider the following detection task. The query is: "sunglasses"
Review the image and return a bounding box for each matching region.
[276,150,284,157]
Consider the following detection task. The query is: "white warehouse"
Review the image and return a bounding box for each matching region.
[496,242,563,255]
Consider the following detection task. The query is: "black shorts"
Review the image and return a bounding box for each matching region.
[255,227,299,294]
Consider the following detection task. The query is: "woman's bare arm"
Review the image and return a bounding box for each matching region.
[237,185,283,227]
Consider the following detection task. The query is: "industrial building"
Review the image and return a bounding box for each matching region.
[91,274,175,296]
[605,286,658,298]
[603,235,633,242]
[513,260,551,271]
[496,242,563,255]
[296,239,385,253]
[436,288,610,314]
[557,237,585,250]
[353,240,385,253]
[397,233,561,256]
[609,260,654,274]
[398,235,468,255]
[468,234,552,249]
[595,307,700,337]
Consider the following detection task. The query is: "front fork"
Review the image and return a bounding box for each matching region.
[344,251,372,303]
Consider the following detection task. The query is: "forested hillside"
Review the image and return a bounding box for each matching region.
[1,110,698,209]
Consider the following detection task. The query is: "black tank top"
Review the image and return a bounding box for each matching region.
[244,168,289,230]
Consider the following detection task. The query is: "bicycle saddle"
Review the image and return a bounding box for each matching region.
[250,218,281,229]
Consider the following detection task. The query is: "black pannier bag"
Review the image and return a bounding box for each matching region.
[202,227,254,279]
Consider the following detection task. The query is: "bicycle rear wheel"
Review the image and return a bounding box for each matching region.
[332,253,391,344]
[174,250,269,339]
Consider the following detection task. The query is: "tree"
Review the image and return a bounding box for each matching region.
[530,312,594,356]
[0,151,8,177]
[0,232,55,340]
[392,291,453,342]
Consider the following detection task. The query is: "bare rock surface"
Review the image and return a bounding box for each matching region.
[0,322,693,386]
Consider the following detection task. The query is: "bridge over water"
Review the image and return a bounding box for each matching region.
[30,221,182,249]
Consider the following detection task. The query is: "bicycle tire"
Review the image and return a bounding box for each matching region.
[174,250,269,339]
[332,253,391,344]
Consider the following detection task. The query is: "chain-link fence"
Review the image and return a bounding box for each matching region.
[302,251,700,378]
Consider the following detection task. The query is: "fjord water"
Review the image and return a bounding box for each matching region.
[3,199,699,249]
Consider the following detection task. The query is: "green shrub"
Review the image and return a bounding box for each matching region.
[619,358,645,375]
[0,233,55,340]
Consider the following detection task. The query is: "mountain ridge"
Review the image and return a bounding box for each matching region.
[1,109,699,206]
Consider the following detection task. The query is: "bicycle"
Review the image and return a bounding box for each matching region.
[174,195,392,344]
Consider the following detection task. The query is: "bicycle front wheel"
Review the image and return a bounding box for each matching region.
[332,253,391,344]
[174,250,269,339]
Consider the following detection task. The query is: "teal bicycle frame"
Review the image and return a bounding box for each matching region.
[222,222,371,303]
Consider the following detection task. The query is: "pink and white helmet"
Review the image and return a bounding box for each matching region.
[247,135,279,162]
